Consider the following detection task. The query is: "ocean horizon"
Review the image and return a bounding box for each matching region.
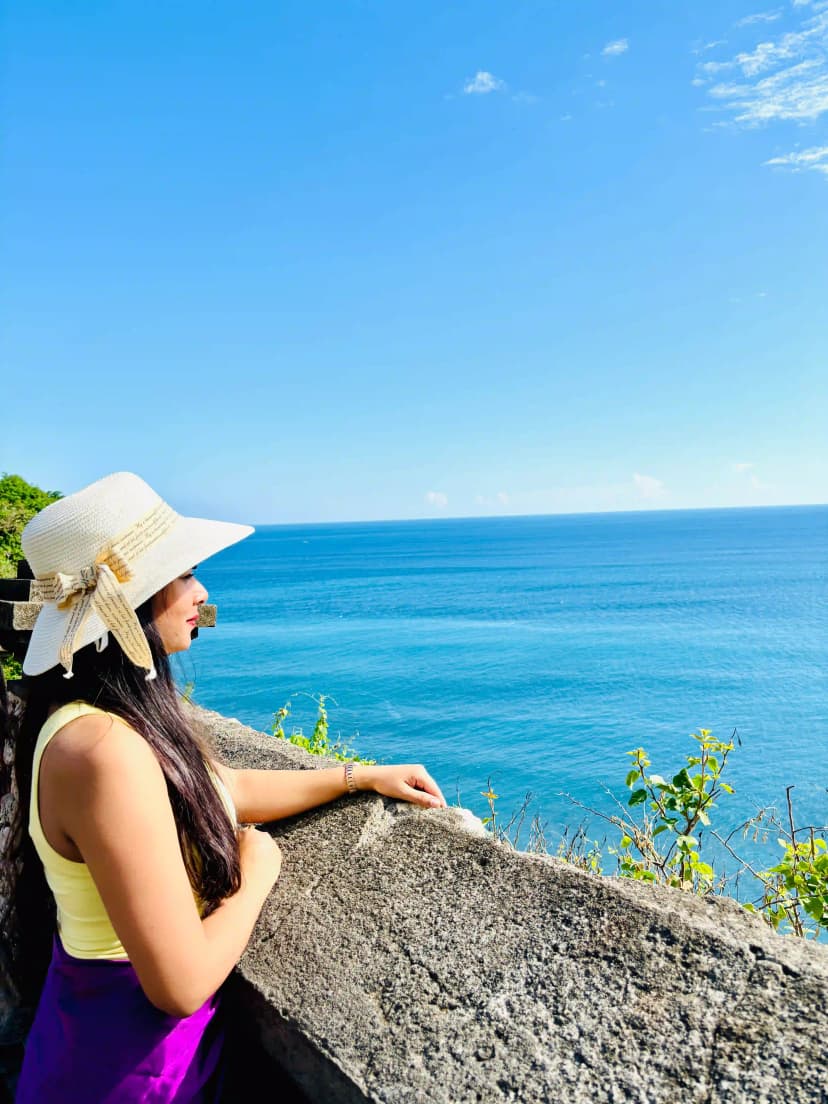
[185,503,827,859]
[245,500,828,530]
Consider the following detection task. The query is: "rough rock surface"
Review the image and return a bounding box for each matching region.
[199,706,828,1104]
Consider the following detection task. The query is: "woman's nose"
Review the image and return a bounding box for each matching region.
[196,580,208,604]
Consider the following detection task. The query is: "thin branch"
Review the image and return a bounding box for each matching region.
[786,785,801,887]
[786,786,797,844]
[710,830,768,884]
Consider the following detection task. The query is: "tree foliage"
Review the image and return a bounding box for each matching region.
[0,474,62,578]
[0,474,61,680]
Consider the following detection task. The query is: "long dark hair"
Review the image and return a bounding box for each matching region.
[1,597,240,1015]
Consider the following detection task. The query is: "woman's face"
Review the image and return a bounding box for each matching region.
[151,570,208,655]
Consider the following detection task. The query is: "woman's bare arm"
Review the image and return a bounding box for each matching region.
[47,714,281,1018]
[215,761,446,824]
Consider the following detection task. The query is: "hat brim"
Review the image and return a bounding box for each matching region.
[22,514,253,676]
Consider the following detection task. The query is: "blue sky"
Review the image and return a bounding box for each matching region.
[2,1,826,523]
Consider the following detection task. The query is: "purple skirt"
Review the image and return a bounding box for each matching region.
[16,937,224,1103]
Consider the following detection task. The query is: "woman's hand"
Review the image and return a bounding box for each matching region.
[238,825,282,897]
[354,764,447,809]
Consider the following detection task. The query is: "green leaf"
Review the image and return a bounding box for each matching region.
[805,900,824,923]
[625,769,639,788]
[649,774,667,787]
[628,789,647,807]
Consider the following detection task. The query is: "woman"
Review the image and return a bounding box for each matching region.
[6,471,445,1102]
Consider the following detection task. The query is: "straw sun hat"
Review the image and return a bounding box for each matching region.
[21,472,253,679]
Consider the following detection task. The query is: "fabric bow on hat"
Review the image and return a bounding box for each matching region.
[37,546,156,679]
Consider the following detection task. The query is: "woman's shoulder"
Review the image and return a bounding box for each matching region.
[44,703,160,785]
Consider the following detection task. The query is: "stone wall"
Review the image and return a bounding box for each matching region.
[199,706,828,1104]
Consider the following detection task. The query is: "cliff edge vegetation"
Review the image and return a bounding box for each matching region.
[0,474,61,580]
[0,473,61,681]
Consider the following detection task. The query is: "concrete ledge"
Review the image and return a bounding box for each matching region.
[197,706,828,1104]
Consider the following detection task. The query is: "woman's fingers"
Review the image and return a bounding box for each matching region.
[399,782,442,808]
[369,764,447,808]
[393,766,446,808]
[405,767,446,807]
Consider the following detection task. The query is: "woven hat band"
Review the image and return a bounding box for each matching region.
[36,500,178,679]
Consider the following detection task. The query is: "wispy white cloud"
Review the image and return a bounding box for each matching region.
[736,33,822,80]
[602,38,629,57]
[713,61,828,123]
[694,4,828,141]
[736,9,783,27]
[474,491,510,509]
[699,59,732,76]
[693,38,728,54]
[425,491,448,508]
[733,461,755,472]
[462,71,506,95]
[633,473,667,501]
[765,143,828,174]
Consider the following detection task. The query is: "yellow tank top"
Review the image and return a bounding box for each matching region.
[29,701,237,961]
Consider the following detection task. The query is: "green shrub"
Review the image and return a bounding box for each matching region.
[0,473,61,578]
[740,789,828,939]
[270,694,375,765]
[0,474,62,680]
[1,653,22,684]
[559,730,828,940]
[611,730,734,893]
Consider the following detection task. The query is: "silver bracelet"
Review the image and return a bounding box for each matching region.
[344,762,358,795]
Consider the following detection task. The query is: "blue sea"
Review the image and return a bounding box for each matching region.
[184,506,828,851]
